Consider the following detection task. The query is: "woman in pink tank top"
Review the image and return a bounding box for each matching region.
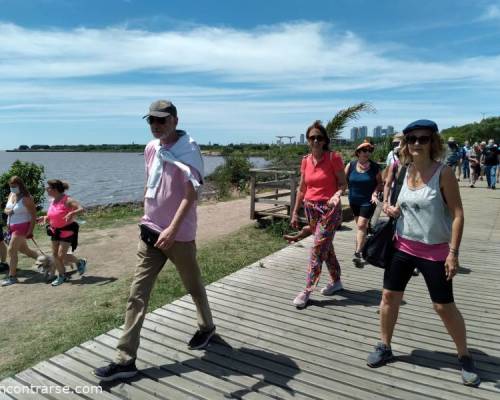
[39,180,86,287]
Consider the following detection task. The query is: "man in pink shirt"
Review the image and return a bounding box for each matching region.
[94,100,215,382]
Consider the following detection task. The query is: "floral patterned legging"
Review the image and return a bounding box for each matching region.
[304,200,342,291]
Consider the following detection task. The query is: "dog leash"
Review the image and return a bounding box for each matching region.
[31,237,48,257]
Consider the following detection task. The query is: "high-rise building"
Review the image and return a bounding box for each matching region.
[373,126,383,138]
[299,133,305,144]
[386,126,394,136]
[350,127,359,141]
[359,126,368,139]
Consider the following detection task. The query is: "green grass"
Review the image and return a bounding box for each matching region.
[0,223,288,379]
[78,203,144,230]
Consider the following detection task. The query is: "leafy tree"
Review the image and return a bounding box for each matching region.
[0,160,45,209]
[325,102,376,140]
[441,116,500,144]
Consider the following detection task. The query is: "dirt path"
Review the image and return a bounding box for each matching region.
[0,198,252,323]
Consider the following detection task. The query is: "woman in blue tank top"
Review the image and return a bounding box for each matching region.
[345,141,382,266]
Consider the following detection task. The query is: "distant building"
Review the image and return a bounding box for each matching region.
[373,126,383,138]
[350,127,359,141]
[300,133,305,144]
[386,126,394,136]
[359,126,368,139]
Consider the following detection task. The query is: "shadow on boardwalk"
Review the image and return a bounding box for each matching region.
[101,335,299,399]
[397,348,500,388]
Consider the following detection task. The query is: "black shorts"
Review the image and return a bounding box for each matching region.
[383,250,454,304]
[350,203,376,219]
[51,234,74,244]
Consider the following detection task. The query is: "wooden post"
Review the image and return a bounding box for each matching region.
[274,171,279,204]
[250,171,256,220]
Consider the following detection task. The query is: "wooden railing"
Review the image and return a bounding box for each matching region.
[249,168,307,223]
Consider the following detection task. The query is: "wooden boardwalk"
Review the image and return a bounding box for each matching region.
[1,181,499,399]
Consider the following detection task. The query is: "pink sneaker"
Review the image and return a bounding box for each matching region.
[293,290,310,309]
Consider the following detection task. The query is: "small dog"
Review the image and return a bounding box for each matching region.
[34,255,74,281]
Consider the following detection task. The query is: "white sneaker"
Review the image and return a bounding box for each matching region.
[293,290,311,308]
[321,280,343,295]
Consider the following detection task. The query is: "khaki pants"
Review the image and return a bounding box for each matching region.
[116,239,214,364]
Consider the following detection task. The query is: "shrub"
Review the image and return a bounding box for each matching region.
[0,160,45,208]
[372,135,393,164]
[209,155,253,198]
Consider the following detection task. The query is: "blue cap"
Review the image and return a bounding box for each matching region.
[402,119,439,135]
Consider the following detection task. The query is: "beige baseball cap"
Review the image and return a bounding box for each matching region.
[143,100,177,118]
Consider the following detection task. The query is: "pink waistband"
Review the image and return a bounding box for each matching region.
[394,235,449,261]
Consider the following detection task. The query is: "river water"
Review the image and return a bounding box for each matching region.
[0,152,268,207]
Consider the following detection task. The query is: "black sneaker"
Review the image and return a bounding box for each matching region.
[367,342,393,368]
[412,268,420,276]
[188,326,216,350]
[93,361,138,382]
[459,355,480,387]
[352,252,363,268]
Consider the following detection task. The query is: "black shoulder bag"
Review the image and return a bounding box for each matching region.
[361,165,407,268]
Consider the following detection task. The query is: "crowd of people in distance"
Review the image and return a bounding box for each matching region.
[445,137,499,189]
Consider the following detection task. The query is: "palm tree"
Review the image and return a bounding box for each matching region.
[325,102,376,140]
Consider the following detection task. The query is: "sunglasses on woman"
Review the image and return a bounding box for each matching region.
[308,135,325,142]
[406,135,431,145]
[359,148,373,153]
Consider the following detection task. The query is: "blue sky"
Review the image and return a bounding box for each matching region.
[1,0,500,148]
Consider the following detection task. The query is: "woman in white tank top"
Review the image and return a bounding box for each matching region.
[1,176,39,286]
[367,120,480,387]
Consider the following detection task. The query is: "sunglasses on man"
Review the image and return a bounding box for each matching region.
[406,135,431,145]
[146,116,171,125]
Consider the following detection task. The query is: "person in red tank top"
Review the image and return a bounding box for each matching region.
[38,180,86,286]
[290,121,347,308]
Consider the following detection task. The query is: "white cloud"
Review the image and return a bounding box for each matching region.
[0,20,499,147]
[480,4,500,20]
[1,21,500,89]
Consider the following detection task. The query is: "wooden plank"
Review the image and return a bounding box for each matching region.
[150,305,496,400]
[256,191,291,200]
[30,360,120,400]
[0,377,50,400]
[214,275,500,338]
[169,296,500,392]
[92,333,268,400]
[226,265,500,331]
[74,342,199,400]
[107,327,325,400]
[15,369,83,400]
[254,198,290,206]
